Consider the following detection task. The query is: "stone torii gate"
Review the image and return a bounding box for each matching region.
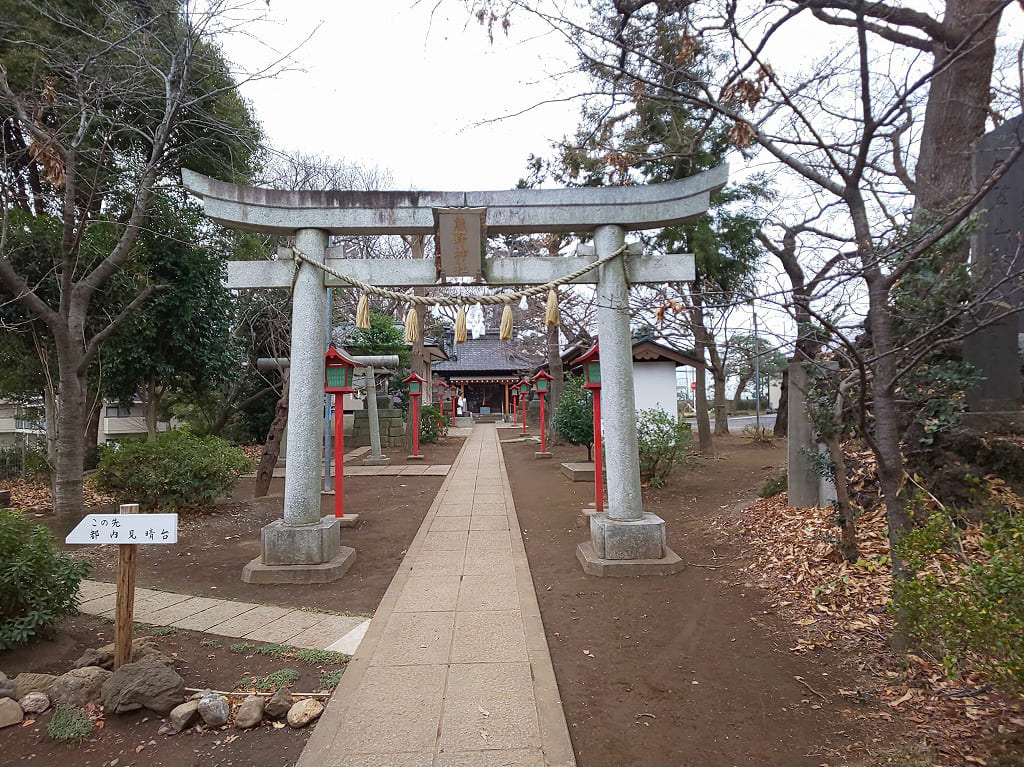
[182,166,727,582]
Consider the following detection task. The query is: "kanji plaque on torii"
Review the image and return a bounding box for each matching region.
[435,207,485,280]
[182,165,727,582]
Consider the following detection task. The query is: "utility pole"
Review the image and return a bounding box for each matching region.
[753,305,761,431]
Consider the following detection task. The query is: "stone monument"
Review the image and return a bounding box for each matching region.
[964,114,1024,430]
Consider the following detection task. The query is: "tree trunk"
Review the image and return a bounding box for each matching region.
[83,391,101,471]
[731,374,752,413]
[914,0,1004,227]
[42,383,57,479]
[712,370,730,436]
[774,367,789,437]
[144,376,161,439]
[255,372,289,498]
[52,338,87,532]
[545,319,564,442]
[693,354,713,453]
[824,433,859,563]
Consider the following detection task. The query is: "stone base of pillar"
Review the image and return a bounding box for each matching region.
[589,511,666,560]
[362,454,392,466]
[533,452,553,459]
[406,454,426,461]
[576,542,684,577]
[241,547,356,584]
[260,516,342,565]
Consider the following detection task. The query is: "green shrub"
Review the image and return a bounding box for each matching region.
[419,405,449,444]
[47,705,95,741]
[94,429,251,510]
[0,443,51,481]
[554,375,593,460]
[759,473,787,498]
[0,509,90,650]
[319,668,344,689]
[893,504,1024,695]
[636,409,693,487]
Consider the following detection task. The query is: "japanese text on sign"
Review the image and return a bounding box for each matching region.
[65,513,179,545]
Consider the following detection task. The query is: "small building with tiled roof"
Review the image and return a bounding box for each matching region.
[432,330,534,417]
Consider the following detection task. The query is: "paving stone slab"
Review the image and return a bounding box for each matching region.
[206,604,293,637]
[335,665,447,755]
[457,575,520,612]
[78,580,117,602]
[469,515,509,531]
[370,612,455,667]
[392,575,461,613]
[407,549,466,576]
[241,610,326,644]
[466,529,512,551]
[423,465,451,475]
[330,753,433,767]
[461,548,515,576]
[143,596,224,625]
[421,531,469,552]
[440,663,541,752]
[133,589,194,617]
[288,615,369,650]
[171,600,257,632]
[437,749,546,767]
[469,503,506,517]
[326,619,372,655]
[450,610,528,664]
[78,592,119,617]
[428,516,471,532]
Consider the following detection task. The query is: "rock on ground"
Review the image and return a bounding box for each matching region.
[101,659,184,714]
[18,692,50,714]
[197,693,230,727]
[0,697,23,728]
[233,695,264,729]
[0,671,15,700]
[168,699,199,732]
[74,638,171,670]
[264,686,293,720]
[13,673,57,700]
[51,666,111,707]
[286,698,324,728]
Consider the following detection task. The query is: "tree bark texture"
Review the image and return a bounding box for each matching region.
[255,372,289,498]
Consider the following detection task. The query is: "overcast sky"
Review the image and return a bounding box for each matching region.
[219,1,583,191]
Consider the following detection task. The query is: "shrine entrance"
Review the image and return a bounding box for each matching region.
[182,165,726,582]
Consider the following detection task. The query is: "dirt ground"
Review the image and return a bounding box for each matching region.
[1,615,343,767]
[67,437,464,614]
[0,437,462,767]
[504,432,886,767]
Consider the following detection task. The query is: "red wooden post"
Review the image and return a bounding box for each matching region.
[592,389,603,512]
[451,393,457,423]
[520,394,527,433]
[539,393,547,453]
[411,395,420,456]
[334,398,345,518]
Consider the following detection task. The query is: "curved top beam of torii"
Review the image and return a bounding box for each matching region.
[180,164,728,236]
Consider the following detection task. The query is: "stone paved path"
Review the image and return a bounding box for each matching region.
[77,580,370,654]
[297,423,576,767]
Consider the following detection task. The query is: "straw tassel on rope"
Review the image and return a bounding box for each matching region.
[355,293,371,330]
[545,289,559,327]
[499,304,514,340]
[455,308,467,344]
[404,307,420,343]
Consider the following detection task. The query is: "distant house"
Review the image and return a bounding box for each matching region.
[432,330,533,417]
[0,398,171,448]
[560,335,703,419]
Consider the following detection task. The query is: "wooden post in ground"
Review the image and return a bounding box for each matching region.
[114,502,140,669]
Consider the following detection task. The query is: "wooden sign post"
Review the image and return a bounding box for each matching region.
[66,506,178,669]
[114,503,139,669]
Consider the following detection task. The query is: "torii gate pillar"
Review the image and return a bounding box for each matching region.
[576,225,684,575]
[241,228,355,584]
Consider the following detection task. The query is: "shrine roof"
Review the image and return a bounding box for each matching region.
[432,334,533,374]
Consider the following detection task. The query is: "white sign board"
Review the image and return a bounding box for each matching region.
[66,514,178,545]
